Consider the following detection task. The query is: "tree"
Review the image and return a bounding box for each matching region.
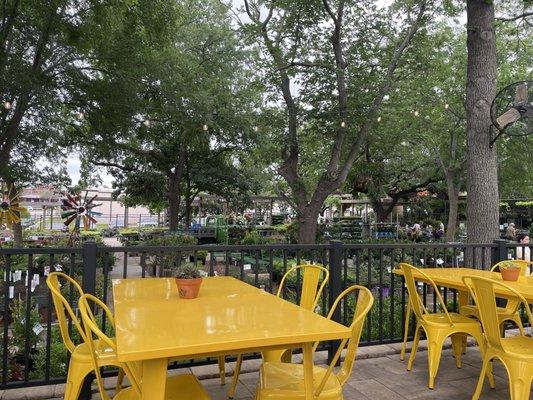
[465,0,499,245]
[75,0,261,230]
[0,1,142,244]
[240,0,430,243]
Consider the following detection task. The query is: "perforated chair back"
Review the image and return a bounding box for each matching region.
[313,285,374,396]
[463,276,533,352]
[46,272,86,352]
[277,264,329,311]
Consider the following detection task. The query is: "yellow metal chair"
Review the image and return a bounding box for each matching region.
[460,260,532,335]
[400,263,494,389]
[228,264,329,398]
[254,285,373,400]
[46,272,125,400]
[463,276,533,400]
[78,293,211,400]
[400,259,533,361]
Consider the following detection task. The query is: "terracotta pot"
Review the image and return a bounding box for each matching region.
[500,268,520,282]
[175,277,203,299]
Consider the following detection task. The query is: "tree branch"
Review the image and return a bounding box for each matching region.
[495,11,533,22]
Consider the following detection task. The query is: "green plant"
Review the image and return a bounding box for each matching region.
[499,261,520,270]
[10,299,41,354]
[175,264,202,279]
[143,235,197,274]
[241,230,264,245]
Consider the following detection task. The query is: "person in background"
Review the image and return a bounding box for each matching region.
[506,222,516,240]
[516,232,531,264]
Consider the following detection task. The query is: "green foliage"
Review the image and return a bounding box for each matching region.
[515,201,533,208]
[241,231,266,245]
[29,327,68,379]
[175,264,202,279]
[143,234,197,274]
[9,299,41,354]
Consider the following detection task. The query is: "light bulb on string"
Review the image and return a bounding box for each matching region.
[76,112,84,121]
[3,101,11,110]
[253,126,259,132]
[413,111,419,117]
[143,119,150,127]
[377,116,382,122]
[444,104,449,109]
[203,124,208,131]
[341,121,346,128]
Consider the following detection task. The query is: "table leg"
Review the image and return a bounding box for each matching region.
[141,358,167,400]
[302,342,314,399]
[458,290,469,354]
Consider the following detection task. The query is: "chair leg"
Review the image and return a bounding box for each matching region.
[472,356,492,400]
[407,324,421,372]
[228,354,243,399]
[427,332,447,389]
[218,356,226,385]
[400,300,412,361]
[451,334,464,368]
[470,330,495,389]
[507,361,533,400]
[64,360,93,400]
[116,368,125,393]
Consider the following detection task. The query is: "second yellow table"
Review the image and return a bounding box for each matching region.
[112,276,351,400]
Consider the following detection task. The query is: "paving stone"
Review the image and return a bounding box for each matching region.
[12,343,533,400]
[2,385,54,400]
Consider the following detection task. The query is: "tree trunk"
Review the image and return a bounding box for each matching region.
[168,174,180,231]
[465,0,499,248]
[370,197,397,223]
[296,207,319,244]
[445,181,459,242]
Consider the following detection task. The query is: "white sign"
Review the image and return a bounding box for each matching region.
[243,264,252,271]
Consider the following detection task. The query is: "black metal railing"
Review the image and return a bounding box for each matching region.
[0,239,530,393]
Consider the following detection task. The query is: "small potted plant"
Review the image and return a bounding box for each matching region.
[175,264,203,299]
[499,261,521,282]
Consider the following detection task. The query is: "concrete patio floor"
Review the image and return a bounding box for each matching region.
[1,341,530,400]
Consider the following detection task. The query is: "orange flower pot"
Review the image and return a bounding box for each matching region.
[175,277,203,299]
[500,268,520,282]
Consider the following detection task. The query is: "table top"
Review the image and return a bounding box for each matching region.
[393,267,533,303]
[112,276,351,362]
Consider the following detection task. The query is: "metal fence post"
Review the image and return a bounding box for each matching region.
[492,239,508,268]
[79,241,98,400]
[328,240,343,364]
[82,241,97,295]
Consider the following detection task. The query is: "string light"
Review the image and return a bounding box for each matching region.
[444,104,449,109]
[253,126,258,132]
[76,112,84,121]
[143,120,150,127]
[3,101,11,110]
[341,121,346,128]
[413,111,419,117]
[377,116,382,122]
[203,124,208,131]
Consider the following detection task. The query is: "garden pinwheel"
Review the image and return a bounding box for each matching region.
[60,192,102,231]
[0,186,27,226]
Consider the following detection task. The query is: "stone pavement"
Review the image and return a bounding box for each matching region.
[1,340,530,400]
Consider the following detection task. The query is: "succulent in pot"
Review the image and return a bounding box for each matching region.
[175,264,203,299]
[498,261,521,282]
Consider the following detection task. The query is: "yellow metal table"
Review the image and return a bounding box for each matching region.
[393,267,533,304]
[112,276,351,400]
